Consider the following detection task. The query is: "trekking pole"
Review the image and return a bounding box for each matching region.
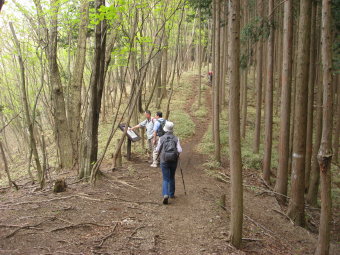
[178,157,187,195]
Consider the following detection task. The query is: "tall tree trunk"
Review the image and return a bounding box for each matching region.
[198,8,202,106]
[228,0,243,248]
[161,34,168,99]
[213,0,221,163]
[68,0,89,167]
[0,139,12,187]
[305,2,317,191]
[0,0,4,12]
[9,22,44,188]
[274,0,293,203]
[253,0,263,154]
[333,74,340,163]
[262,0,274,184]
[79,0,106,180]
[315,0,333,253]
[287,0,312,226]
[49,0,73,169]
[212,0,216,141]
[307,60,322,206]
[241,69,247,139]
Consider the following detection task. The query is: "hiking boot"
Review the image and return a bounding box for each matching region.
[170,195,176,199]
[163,195,169,205]
[150,163,158,168]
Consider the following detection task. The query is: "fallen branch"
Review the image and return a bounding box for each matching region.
[104,192,159,205]
[93,223,120,248]
[0,224,23,228]
[51,222,111,232]
[242,238,263,242]
[220,204,275,239]
[272,209,294,225]
[125,226,145,247]
[1,194,103,208]
[5,217,55,238]
[243,214,275,239]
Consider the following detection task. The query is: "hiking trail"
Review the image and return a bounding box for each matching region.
[0,74,338,255]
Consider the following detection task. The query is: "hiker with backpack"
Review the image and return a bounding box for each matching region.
[151,111,166,168]
[128,110,155,162]
[155,121,182,204]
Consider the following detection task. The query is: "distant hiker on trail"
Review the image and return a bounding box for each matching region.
[156,121,182,204]
[208,71,213,85]
[151,111,166,168]
[129,110,154,162]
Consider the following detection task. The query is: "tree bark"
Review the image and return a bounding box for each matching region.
[198,7,202,106]
[253,0,263,154]
[274,0,293,203]
[287,0,312,226]
[49,0,73,169]
[0,139,12,187]
[307,63,323,206]
[68,0,89,167]
[305,2,317,191]
[315,0,333,253]
[213,0,221,163]
[228,0,243,248]
[262,0,274,184]
[9,22,44,188]
[79,0,106,180]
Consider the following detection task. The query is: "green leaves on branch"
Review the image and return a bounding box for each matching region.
[90,0,127,25]
[240,16,272,44]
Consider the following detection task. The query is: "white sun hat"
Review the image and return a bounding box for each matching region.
[163,121,174,132]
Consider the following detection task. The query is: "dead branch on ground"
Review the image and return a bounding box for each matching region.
[93,223,120,248]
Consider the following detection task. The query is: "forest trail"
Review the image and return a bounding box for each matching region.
[0,74,339,255]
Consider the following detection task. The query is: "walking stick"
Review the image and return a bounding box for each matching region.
[178,157,187,195]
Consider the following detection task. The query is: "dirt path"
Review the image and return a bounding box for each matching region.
[0,74,339,255]
[0,75,232,255]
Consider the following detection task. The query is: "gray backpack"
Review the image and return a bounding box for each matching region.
[162,136,179,162]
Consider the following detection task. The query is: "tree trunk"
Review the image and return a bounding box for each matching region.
[68,0,89,167]
[213,0,221,163]
[49,0,73,169]
[262,0,274,184]
[9,22,44,188]
[79,0,106,180]
[307,62,323,206]
[241,69,247,139]
[305,2,317,191]
[161,34,168,99]
[0,140,12,187]
[315,0,333,253]
[228,0,243,248]
[198,8,202,106]
[274,0,293,203]
[253,0,263,154]
[287,0,312,226]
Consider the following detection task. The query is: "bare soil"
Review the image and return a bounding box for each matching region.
[0,75,339,255]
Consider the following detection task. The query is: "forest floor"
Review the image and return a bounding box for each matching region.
[0,73,339,255]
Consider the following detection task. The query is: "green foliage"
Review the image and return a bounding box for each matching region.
[203,158,222,170]
[170,110,196,139]
[186,0,212,20]
[240,16,271,44]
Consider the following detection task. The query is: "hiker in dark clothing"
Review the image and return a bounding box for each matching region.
[208,71,213,85]
[155,121,183,204]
